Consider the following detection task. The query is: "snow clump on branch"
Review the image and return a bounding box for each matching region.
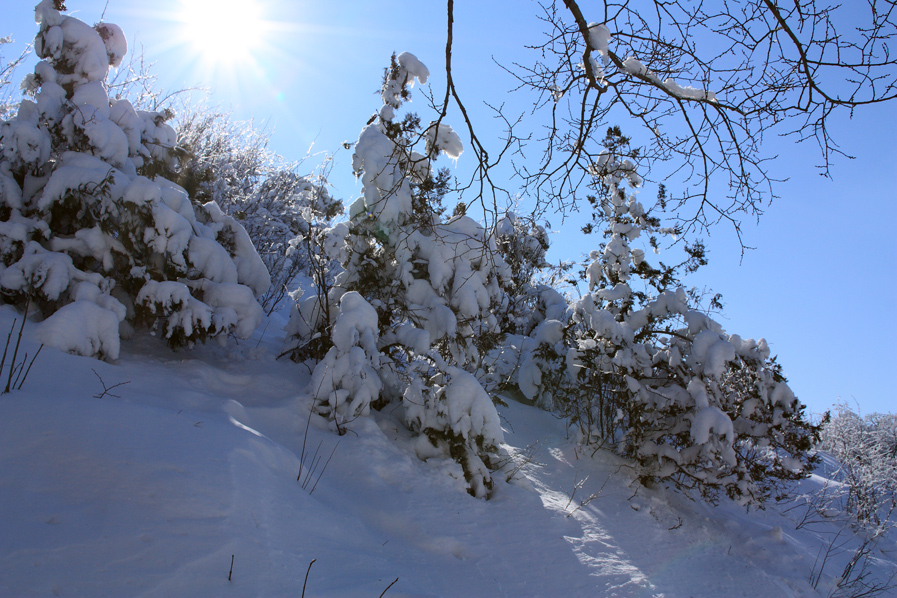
[583,20,717,102]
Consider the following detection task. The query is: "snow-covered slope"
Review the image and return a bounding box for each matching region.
[0,305,894,597]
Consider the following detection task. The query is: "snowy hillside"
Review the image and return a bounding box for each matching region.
[1,304,894,598]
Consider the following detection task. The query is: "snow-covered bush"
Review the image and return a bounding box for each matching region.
[404,365,503,499]
[496,130,821,505]
[0,1,270,358]
[305,291,383,428]
[492,210,553,335]
[172,108,344,312]
[481,211,572,402]
[288,53,508,497]
[819,405,896,525]
[488,318,569,410]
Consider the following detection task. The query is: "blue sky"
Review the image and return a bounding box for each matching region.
[3,0,895,416]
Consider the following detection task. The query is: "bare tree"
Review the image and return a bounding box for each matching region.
[434,0,897,246]
[0,36,31,118]
[819,404,896,525]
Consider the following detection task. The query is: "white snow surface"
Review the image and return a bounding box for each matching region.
[0,305,894,597]
[36,299,122,360]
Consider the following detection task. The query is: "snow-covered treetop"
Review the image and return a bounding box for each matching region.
[32,0,126,88]
[380,51,430,111]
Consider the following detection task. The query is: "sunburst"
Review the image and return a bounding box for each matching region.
[175,0,271,74]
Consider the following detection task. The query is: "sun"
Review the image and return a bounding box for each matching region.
[175,0,270,70]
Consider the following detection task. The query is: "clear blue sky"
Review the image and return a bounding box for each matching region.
[3,0,895,416]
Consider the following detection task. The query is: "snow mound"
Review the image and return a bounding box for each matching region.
[37,300,122,359]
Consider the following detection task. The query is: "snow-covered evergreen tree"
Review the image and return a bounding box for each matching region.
[285,55,820,504]
[287,53,507,497]
[533,130,821,505]
[483,210,569,404]
[0,1,270,358]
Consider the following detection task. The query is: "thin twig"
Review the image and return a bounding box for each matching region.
[92,369,131,399]
[5,296,29,393]
[16,345,41,390]
[308,440,339,496]
[298,402,314,482]
[0,319,14,380]
[379,577,399,598]
[301,559,316,598]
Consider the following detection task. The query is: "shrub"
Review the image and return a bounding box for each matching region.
[288,53,508,497]
[497,130,821,505]
[0,1,269,357]
[819,404,897,524]
[172,107,344,313]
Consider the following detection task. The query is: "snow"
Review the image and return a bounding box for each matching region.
[0,241,76,300]
[0,119,48,169]
[56,13,113,85]
[704,337,736,377]
[442,366,503,447]
[662,77,718,102]
[597,281,631,302]
[402,365,504,498]
[36,300,122,359]
[146,203,193,266]
[193,280,264,340]
[0,305,894,596]
[587,22,611,59]
[330,290,378,353]
[380,52,429,109]
[691,330,736,377]
[306,291,383,424]
[622,56,649,77]
[352,123,412,225]
[38,151,128,211]
[533,318,565,345]
[690,406,734,445]
[34,0,64,27]
[3,4,891,591]
[0,165,23,209]
[617,56,718,102]
[188,236,240,284]
[771,381,797,411]
[394,322,431,355]
[424,121,464,159]
[69,280,127,320]
[108,99,143,155]
[95,22,127,68]
[71,80,110,117]
[198,200,272,297]
[396,51,429,86]
[70,105,131,166]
